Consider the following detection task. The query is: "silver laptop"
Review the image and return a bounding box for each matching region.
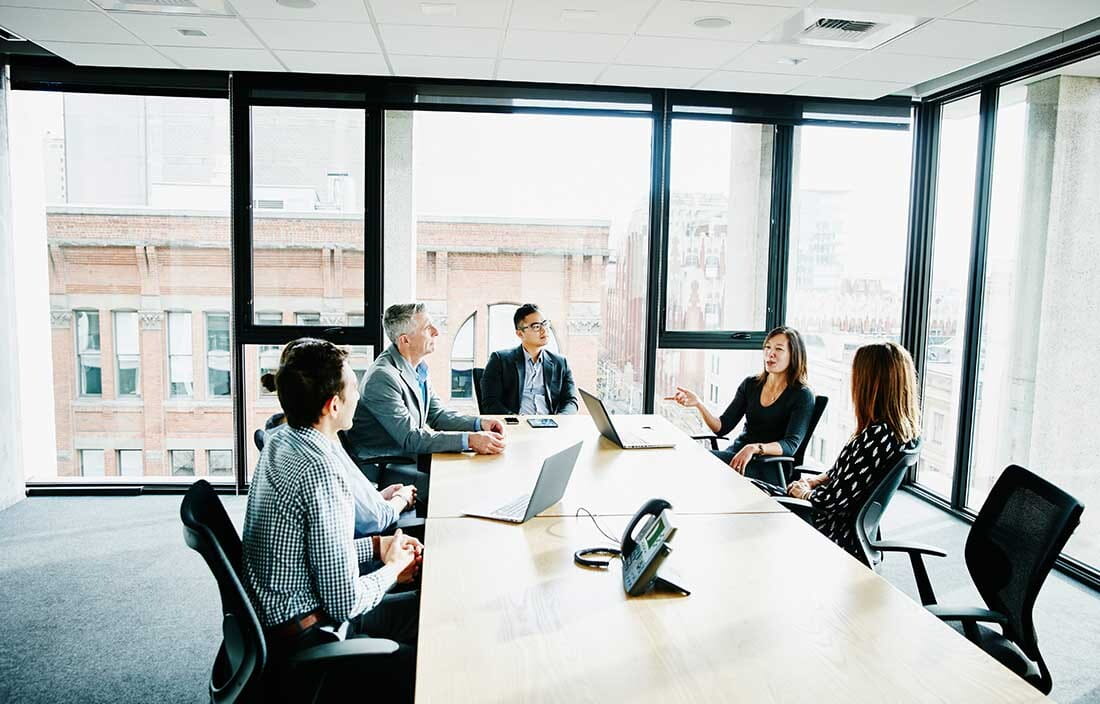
[579,388,676,450]
[464,441,583,523]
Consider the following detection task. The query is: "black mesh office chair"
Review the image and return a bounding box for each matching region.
[253,429,266,452]
[181,480,398,703]
[775,441,922,563]
[472,367,485,414]
[695,395,829,487]
[877,465,1083,694]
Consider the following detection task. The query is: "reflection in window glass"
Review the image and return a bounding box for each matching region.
[206,313,231,397]
[383,111,651,413]
[295,312,321,326]
[118,450,143,477]
[786,125,912,456]
[167,312,194,397]
[76,310,102,396]
[666,120,772,332]
[654,349,762,445]
[208,449,233,477]
[971,71,1100,568]
[916,95,980,497]
[114,311,140,397]
[80,450,105,477]
[170,450,195,476]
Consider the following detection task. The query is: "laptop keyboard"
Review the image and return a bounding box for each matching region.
[492,493,531,520]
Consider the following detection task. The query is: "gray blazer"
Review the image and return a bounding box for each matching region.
[346,345,481,460]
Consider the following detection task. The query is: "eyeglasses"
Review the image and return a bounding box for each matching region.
[519,320,552,332]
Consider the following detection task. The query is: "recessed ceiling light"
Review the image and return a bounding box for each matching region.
[420,2,457,16]
[276,0,316,8]
[177,28,207,37]
[561,8,599,22]
[776,57,807,66]
[693,16,731,29]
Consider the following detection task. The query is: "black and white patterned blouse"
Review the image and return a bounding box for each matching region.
[242,424,399,628]
[806,422,916,565]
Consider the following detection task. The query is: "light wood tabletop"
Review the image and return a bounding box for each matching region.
[415,512,1050,704]
[425,414,784,518]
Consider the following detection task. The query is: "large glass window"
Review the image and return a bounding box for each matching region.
[971,64,1100,567]
[170,450,195,477]
[917,95,981,497]
[654,349,762,439]
[382,110,652,413]
[665,120,772,333]
[451,313,476,401]
[12,90,233,482]
[786,125,913,452]
[114,311,140,397]
[206,313,231,397]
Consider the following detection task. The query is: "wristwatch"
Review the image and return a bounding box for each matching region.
[754,443,764,456]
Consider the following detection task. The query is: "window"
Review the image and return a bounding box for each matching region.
[75,310,102,396]
[916,95,981,498]
[655,349,761,437]
[450,313,475,400]
[255,312,282,395]
[170,450,195,476]
[665,120,772,333]
[786,124,912,451]
[167,312,194,397]
[383,110,651,413]
[114,311,140,397]
[118,450,143,477]
[208,449,232,477]
[295,312,321,326]
[206,313,231,397]
[970,64,1100,568]
[80,450,104,477]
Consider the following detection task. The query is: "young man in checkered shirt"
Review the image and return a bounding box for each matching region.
[242,338,422,700]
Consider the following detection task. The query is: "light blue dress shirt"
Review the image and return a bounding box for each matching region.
[520,351,550,415]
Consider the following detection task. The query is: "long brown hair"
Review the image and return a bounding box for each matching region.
[850,341,920,442]
[756,326,808,388]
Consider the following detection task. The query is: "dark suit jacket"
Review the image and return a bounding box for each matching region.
[481,346,579,415]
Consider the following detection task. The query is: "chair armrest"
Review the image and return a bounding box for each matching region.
[757,455,794,465]
[774,496,812,524]
[363,455,417,467]
[792,466,819,479]
[873,541,947,606]
[290,638,400,666]
[690,434,727,451]
[927,605,1008,627]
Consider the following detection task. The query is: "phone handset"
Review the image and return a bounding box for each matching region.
[619,498,689,597]
[620,498,672,557]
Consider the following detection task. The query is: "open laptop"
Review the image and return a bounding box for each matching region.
[579,388,676,450]
[464,441,583,523]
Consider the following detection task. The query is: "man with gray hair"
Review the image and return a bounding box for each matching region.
[346,303,506,504]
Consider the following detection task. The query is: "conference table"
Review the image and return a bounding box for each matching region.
[414,414,1049,703]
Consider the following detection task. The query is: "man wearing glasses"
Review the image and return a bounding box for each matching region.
[480,303,579,416]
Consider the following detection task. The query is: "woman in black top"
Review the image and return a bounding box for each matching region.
[786,341,920,564]
[668,326,814,477]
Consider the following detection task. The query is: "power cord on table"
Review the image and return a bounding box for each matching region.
[573,507,622,569]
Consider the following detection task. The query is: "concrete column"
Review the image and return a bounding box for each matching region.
[0,62,26,509]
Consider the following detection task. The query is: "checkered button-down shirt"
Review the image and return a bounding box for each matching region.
[242,424,398,628]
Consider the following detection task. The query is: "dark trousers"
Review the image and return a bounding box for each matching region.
[381,462,430,518]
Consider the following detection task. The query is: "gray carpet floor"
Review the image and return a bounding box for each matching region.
[0,490,1097,703]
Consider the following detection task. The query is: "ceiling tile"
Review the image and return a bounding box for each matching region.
[834,51,972,84]
[496,58,604,84]
[616,35,749,69]
[0,0,96,10]
[789,76,908,99]
[502,29,628,62]
[637,0,799,42]
[36,40,178,68]
[367,0,508,28]
[599,64,709,89]
[949,0,1100,30]
[883,19,1054,60]
[389,54,495,79]
[0,7,140,43]
[277,49,389,75]
[804,0,968,15]
[248,19,379,52]
[508,0,653,35]
[110,14,261,48]
[227,0,369,22]
[724,42,862,75]
[379,24,501,58]
[694,70,803,93]
[155,45,283,70]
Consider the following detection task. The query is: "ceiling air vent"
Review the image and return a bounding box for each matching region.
[767,9,927,51]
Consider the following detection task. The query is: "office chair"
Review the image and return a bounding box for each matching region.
[775,441,922,568]
[253,429,265,452]
[180,480,399,704]
[472,367,485,414]
[694,395,829,487]
[877,465,1083,694]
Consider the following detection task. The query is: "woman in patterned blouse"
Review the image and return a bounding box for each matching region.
[786,341,920,564]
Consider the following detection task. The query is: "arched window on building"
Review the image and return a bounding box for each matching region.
[450,313,476,398]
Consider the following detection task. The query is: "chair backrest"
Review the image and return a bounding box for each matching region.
[181,480,266,704]
[856,440,922,568]
[472,367,485,413]
[965,465,1083,672]
[792,395,829,466]
[253,429,266,452]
